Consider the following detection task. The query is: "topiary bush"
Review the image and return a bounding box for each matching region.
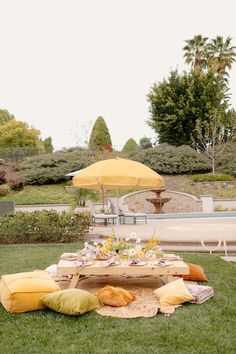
[0,210,90,244]
[131,144,211,174]
[89,116,112,150]
[122,138,139,155]
[0,184,10,197]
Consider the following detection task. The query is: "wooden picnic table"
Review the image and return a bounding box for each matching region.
[57,259,189,288]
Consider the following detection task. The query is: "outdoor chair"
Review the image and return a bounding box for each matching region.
[108,198,147,224]
[90,203,117,226]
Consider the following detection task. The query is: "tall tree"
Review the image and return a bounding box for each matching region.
[183,35,208,70]
[0,109,15,125]
[0,119,44,149]
[207,36,236,77]
[89,116,112,150]
[148,70,227,146]
[43,137,53,153]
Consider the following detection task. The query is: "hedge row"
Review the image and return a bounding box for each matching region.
[131,145,211,174]
[19,148,121,185]
[0,210,90,244]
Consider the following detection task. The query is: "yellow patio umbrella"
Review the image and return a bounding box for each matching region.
[73,157,164,213]
[72,157,164,190]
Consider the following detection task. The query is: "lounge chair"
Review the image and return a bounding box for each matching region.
[108,198,147,224]
[90,203,117,226]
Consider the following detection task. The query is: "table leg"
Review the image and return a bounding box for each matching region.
[69,274,80,288]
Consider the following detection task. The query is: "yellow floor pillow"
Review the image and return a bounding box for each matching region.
[154,278,194,307]
[0,271,60,313]
[95,285,136,307]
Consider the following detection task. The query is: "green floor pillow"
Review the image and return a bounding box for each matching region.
[41,288,101,315]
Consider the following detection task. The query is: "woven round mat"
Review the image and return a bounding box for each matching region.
[58,275,179,318]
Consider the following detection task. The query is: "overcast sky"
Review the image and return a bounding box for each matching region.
[1,0,236,151]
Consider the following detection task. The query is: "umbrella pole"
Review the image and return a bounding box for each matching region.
[116,187,120,242]
[101,188,105,211]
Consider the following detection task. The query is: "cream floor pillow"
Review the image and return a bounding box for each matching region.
[0,271,60,313]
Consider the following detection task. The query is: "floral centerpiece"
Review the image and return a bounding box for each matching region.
[78,230,164,263]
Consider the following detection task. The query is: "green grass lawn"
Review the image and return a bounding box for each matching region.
[0,184,75,205]
[1,244,236,354]
[0,184,132,206]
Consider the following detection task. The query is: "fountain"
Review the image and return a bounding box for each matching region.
[146,189,171,214]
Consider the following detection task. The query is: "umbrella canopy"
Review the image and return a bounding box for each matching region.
[65,169,85,177]
[72,158,164,190]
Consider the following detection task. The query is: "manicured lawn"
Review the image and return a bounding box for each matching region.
[1,244,236,354]
[0,184,132,206]
[0,184,75,205]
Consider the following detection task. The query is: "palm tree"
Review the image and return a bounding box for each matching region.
[183,35,208,70]
[207,36,236,76]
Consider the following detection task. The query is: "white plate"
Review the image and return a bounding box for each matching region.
[129,261,147,266]
[103,261,120,267]
[154,261,172,266]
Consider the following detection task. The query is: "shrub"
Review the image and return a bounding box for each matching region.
[192,174,235,182]
[132,144,211,174]
[0,184,10,196]
[122,138,139,155]
[7,175,25,191]
[0,210,91,244]
[0,169,7,184]
[89,116,112,150]
[214,205,236,212]
[19,148,121,185]
[216,142,236,176]
[19,149,94,185]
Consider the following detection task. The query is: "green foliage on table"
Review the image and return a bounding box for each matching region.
[0,210,90,244]
[89,116,112,150]
[132,144,211,174]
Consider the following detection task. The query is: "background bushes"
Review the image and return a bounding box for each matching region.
[216,142,236,176]
[19,148,121,185]
[131,144,211,174]
[0,210,90,244]
[192,174,235,182]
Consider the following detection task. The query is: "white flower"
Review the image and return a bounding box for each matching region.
[93,241,98,247]
[84,242,89,248]
[129,232,137,239]
[136,237,141,244]
[125,237,130,242]
[135,245,142,251]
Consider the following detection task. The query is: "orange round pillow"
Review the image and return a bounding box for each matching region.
[183,263,208,282]
[95,285,136,307]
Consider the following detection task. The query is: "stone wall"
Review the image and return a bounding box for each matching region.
[121,190,202,214]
